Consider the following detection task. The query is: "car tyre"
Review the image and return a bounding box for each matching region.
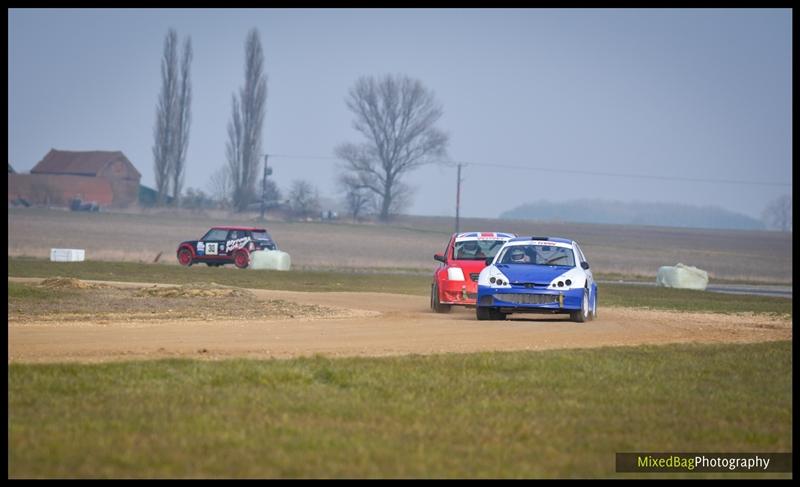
[178,248,193,267]
[431,284,451,313]
[571,288,590,323]
[477,306,506,321]
[234,250,250,269]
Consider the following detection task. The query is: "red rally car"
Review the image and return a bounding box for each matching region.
[431,232,516,312]
[176,226,278,269]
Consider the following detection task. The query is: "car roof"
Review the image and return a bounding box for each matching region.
[454,232,516,239]
[509,236,573,245]
[210,226,267,232]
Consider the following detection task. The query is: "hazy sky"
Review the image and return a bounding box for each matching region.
[8,8,792,220]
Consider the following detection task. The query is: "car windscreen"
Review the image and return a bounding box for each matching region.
[201,229,229,241]
[453,239,507,260]
[497,244,575,266]
[252,231,276,249]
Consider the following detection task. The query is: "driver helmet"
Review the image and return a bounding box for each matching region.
[463,241,478,252]
[510,247,527,262]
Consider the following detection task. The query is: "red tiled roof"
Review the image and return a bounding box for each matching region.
[31,149,141,179]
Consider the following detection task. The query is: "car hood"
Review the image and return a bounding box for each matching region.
[448,259,490,273]
[494,264,572,284]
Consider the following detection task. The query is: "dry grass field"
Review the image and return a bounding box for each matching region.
[7,207,792,283]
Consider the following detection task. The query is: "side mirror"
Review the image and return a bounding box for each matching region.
[581,261,590,270]
[485,257,494,266]
[434,254,446,263]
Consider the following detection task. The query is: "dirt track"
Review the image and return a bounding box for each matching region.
[8,279,792,363]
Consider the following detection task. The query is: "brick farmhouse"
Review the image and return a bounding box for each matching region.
[8,149,141,208]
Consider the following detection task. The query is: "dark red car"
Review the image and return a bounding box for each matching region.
[176,226,278,269]
[431,232,516,312]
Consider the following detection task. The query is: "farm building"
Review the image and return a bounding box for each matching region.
[138,184,173,207]
[7,149,141,208]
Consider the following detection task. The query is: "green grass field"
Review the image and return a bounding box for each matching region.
[8,257,792,316]
[8,341,792,478]
[598,284,791,316]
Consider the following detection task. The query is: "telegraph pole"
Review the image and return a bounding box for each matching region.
[455,163,462,234]
[259,154,270,221]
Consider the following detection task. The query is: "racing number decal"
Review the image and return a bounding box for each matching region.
[206,242,218,255]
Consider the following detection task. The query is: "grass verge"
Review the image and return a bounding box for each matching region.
[8,341,792,478]
[600,284,791,316]
[8,257,792,316]
[595,272,792,286]
[8,256,428,296]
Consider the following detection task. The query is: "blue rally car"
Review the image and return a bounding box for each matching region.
[476,237,598,322]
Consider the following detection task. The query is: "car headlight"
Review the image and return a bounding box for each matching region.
[549,271,584,290]
[447,267,465,281]
[479,266,511,288]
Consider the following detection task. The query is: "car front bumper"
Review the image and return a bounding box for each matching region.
[439,279,479,305]
[476,286,584,311]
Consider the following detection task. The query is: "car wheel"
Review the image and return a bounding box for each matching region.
[431,284,451,313]
[491,308,507,321]
[477,307,506,321]
[571,289,590,323]
[234,250,250,269]
[177,248,193,267]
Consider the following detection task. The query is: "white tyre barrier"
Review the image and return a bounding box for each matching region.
[50,248,85,262]
[249,250,291,271]
[656,263,708,290]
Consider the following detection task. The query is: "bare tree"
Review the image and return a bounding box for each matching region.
[762,194,792,231]
[262,178,282,208]
[338,174,373,222]
[226,96,244,209]
[288,180,320,220]
[227,29,268,212]
[152,29,179,206]
[207,165,232,209]
[171,37,192,207]
[387,181,414,215]
[153,29,192,207]
[181,187,215,211]
[335,74,449,222]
